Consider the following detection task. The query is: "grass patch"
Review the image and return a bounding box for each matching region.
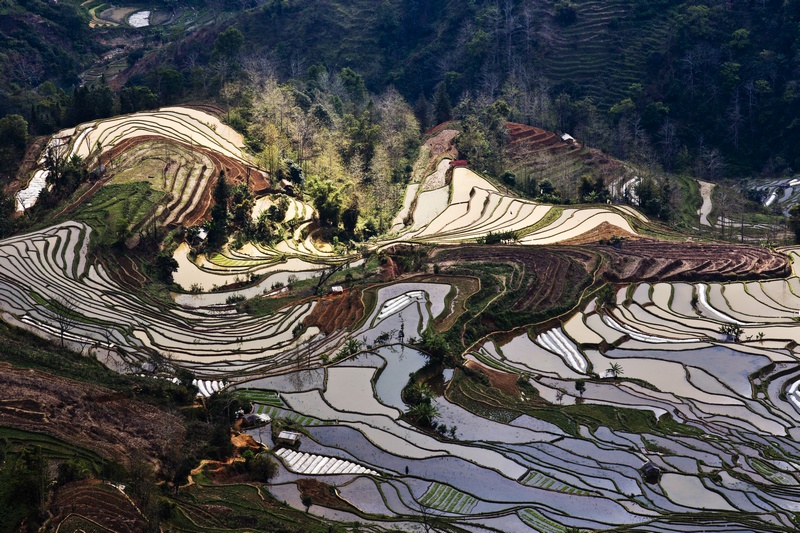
[447,368,703,438]
[518,207,564,238]
[68,181,165,247]
[419,482,477,514]
[0,427,106,465]
[239,294,300,316]
[235,389,282,406]
[674,174,702,230]
[518,508,563,533]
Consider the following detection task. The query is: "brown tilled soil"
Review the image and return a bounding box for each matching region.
[0,363,184,469]
[380,255,403,281]
[182,144,270,227]
[303,290,364,334]
[432,241,790,290]
[48,479,146,533]
[464,359,520,397]
[597,240,790,282]
[231,432,262,451]
[296,478,358,512]
[431,245,597,312]
[560,221,640,245]
[506,122,571,155]
[505,122,626,183]
[422,128,459,159]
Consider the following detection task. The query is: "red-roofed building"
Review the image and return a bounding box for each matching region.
[449,160,468,168]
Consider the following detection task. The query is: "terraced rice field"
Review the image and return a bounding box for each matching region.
[16,108,259,215]
[225,268,799,531]
[753,175,800,216]
[15,130,73,212]
[7,107,800,532]
[535,0,677,107]
[393,163,638,246]
[69,107,249,163]
[418,482,477,513]
[0,222,335,375]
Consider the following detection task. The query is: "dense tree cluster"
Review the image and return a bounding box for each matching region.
[227,0,800,178]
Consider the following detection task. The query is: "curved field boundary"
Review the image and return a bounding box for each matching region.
[0,222,329,375]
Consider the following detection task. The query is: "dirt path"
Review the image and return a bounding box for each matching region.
[697,180,715,226]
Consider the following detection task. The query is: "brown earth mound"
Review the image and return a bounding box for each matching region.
[296,478,358,512]
[506,122,572,155]
[465,359,520,397]
[48,479,146,533]
[422,128,458,160]
[560,221,640,245]
[0,363,184,469]
[231,432,262,451]
[303,290,364,334]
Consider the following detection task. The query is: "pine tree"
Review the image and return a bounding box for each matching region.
[433,83,452,125]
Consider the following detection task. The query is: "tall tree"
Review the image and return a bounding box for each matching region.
[207,172,230,249]
[433,83,452,125]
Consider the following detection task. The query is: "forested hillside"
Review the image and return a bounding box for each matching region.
[229,0,800,175]
[0,0,94,114]
[1,0,799,178]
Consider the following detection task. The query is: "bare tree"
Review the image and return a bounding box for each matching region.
[242,51,278,88]
[51,296,79,348]
[681,50,697,99]
[658,119,678,171]
[289,54,306,79]
[414,499,444,533]
[743,79,757,128]
[184,51,200,69]
[502,0,518,66]
[292,108,316,164]
[700,147,724,181]
[210,56,233,84]
[727,91,743,149]
[8,51,43,87]
[522,3,537,57]
[714,184,743,240]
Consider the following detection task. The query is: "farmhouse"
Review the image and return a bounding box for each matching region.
[280,179,295,196]
[276,430,302,446]
[561,133,577,145]
[640,461,661,483]
[241,413,271,428]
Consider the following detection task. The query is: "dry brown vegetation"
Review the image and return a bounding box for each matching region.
[296,478,359,512]
[597,240,790,282]
[464,359,520,397]
[302,290,364,334]
[0,363,184,469]
[560,221,640,245]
